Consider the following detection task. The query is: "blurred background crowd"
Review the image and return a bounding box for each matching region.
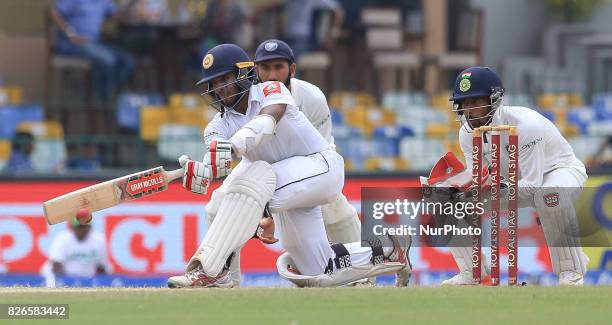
[1,0,612,177]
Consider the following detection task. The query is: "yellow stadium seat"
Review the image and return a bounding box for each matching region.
[0,86,23,105]
[356,93,376,107]
[7,86,24,104]
[568,93,584,107]
[425,123,453,139]
[559,124,580,137]
[329,92,375,110]
[0,139,11,160]
[446,141,464,160]
[538,93,572,110]
[140,106,170,142]
[169,105,208,129]
[169,93,207,109]
[537,93,556,110]
[16,121,64,139]
[344,159,355,171]
[430,92,451,109]
[344,107,395,136]
[364,157,409,171]
[343,106,367,126]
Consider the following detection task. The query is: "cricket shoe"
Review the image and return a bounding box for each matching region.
[441,270,473,286]
[346,278,375,287]
[559,271,584,286]
[440,271,491,286]
[388,234,412,287]
[441,252,491,286]
[167,265,233,288]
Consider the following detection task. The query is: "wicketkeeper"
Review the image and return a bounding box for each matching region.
[422,66,589,286]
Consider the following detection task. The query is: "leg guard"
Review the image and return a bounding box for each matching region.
[321,193,361,243]
[189,161,276,276]
[206,187,243,285]
[205,159,251,220]
[534,187,588,275]
[448,247,490,277]
[203,160,252,286]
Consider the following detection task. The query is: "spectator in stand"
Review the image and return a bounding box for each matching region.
[6,131,34,172]
[202,0,251,47]
[50,0,135,100]
[255,0,344,59]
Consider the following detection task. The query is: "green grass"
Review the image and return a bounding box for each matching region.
[0,286,610,325]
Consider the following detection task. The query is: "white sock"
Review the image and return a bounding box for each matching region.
[344,242,373,266]
[343,242,394,266]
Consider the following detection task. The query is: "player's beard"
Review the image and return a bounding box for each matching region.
[282,75,291,89]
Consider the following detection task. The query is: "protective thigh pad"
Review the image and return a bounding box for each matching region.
[276,252,404,288]
[534,187,587,274]
[321,193,361,243]
[191,161,276,276]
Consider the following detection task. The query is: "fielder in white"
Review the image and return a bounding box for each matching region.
[41,217,108,288]
[423,66,589,286]
[167,44,411,288]
[202,39,362,286]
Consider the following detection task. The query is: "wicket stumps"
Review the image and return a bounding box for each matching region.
[471,125,518,285]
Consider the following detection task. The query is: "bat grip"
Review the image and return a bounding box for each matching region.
[167,168,184,182]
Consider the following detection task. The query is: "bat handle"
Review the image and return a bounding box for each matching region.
[167,168,184,182]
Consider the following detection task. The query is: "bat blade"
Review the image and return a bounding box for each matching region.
[43,167,183,225]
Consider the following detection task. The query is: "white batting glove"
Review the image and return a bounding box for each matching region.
[203,140,233,178]
[178,155,212,194]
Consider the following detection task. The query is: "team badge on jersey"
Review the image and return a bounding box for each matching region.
[263,82,281,97]
[202,54,214,69]
[544,193,560,207]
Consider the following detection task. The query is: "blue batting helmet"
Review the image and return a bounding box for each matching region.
[450,66,505,130]
[449,66,504,102]
[197,44,256,113]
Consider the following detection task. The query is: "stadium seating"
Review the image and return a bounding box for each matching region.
[0,139,9,171]
[140,106,170,142]
[157,124,206,162]
[0,86,24,105]
[16,121,67,173]
[0,105,44,139]
[567,107,597,134]
[169,105,208,129]
[568,136,607,164]
[57,88,612,172]
[399,137,446,171]
[592,93,612,120]
[364,157,409,171]
[117,93,165,131]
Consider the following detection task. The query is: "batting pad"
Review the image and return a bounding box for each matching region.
[322,193,361,244]
[448,247,490,277]
[534,187,588,274]
[277,252,404,287]
[192,161,276,276]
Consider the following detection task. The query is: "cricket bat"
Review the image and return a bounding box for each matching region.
[43,166,183,225]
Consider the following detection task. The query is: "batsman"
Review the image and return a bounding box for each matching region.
[167,44,411,288]
[199,39,362,287]
[422,66,589,285]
